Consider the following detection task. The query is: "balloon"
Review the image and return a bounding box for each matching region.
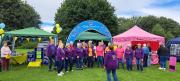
[56,27,60,33]
[0,23,5,28]
[56,24,60,28]
[0,29,4,34]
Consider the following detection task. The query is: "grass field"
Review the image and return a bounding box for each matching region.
[0,49,180,81]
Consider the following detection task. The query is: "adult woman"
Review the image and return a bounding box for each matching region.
[135,44,144,71]
[64,43,74,72]
[46,39,56,71]
[76,43,84,70]
[104,45,118,81]
[116,44,124,69]
[124,44,133,71]
[56,42,65,76]
[96,42,104,67]
[1,41,11,71]
[87,41,95,68]
[82,42,88,67]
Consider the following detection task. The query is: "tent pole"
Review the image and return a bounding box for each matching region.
[12,37,15,51]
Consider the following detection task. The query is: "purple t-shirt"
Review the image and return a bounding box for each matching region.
[104,51,118,70]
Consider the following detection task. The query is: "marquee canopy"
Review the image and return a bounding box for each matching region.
[5,27,56,37]
[113,25,165,47]
[166,37,180,48]
[76,31,109,41]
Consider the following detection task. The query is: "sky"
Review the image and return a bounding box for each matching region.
[26,0,180,32]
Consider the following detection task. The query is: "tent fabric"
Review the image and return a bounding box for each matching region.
[76,32,110,41]
[5,27,56,37]
[113,25,165,49]
[166,37,180,48]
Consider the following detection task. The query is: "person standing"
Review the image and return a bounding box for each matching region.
[116,44,125,69]
[142,44,150,67]
[87,41,95,68]
[104,45,118,81]
[147,43,152,66]
[1,41,11,71]
[157,44,169,70]
[46,39,56,71]
[56,42,65,76]
[82,42,88,67]
[64,43,74,72]
[76,43,84,70]
[124,44,133,71]
[135,44,144,71]
[96,42,104,67]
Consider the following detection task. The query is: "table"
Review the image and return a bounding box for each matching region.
[11,54,27,64]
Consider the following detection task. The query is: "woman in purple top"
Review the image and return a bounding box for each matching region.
[135,44,144,71]
[64,43,74,72]
[104,45,118,81]
[76,43,84,70]
[124,44,133,71]
[56,42,65,76]
[46,39,56,71]
[82,42,88,67]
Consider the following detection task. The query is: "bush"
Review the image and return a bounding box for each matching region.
[17,41,38,49]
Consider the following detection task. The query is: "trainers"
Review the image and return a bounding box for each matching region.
[163,68,166,70]
[57,73,63,76]
[158,67,163,70]
[60,72,64,75]
[66,71,69,73]
[71,70,74,72]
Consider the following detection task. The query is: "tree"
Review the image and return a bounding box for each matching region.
[55,0,118,42]
[0,0,41,31]
[151,24,165,37]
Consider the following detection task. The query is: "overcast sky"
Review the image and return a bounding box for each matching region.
[26,0,180,32]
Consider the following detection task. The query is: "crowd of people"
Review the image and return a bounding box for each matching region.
[45,39,170,81]
[0,39,170,81]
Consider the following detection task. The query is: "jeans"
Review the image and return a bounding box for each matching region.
[143,54,148,67]
[97,56,103,67]
[88,56,94,68]
[118,58,124,69]
[76,58,83,69]
[83,56,88,66]
[126,58,132,71]
[106,69,118,81]
[160,56,167,68]
[57,60,64,73]
[65,58,73,71]
[48,56,55,70]
[136,58,143,71]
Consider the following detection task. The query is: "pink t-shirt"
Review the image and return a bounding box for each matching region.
[1,46,11,57]
[116,48,124,59]
[96,46,104,56]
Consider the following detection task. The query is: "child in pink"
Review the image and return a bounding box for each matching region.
[116,44,124,69]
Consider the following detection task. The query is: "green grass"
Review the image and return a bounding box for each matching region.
[0,49,180,81]
[1,63,180,81]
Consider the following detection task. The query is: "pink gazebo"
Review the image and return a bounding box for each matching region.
[113,25,165,47]
[113,25,165,64]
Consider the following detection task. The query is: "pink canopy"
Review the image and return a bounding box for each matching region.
[113,25,165,47]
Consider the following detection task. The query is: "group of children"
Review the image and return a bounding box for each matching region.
[46,39,154,77]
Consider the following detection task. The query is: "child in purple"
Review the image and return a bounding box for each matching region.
[124,44,133,71]
[104,45,118,81]
[135,44,144,71]
[56,42,65,76]
[76,43,84,70]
